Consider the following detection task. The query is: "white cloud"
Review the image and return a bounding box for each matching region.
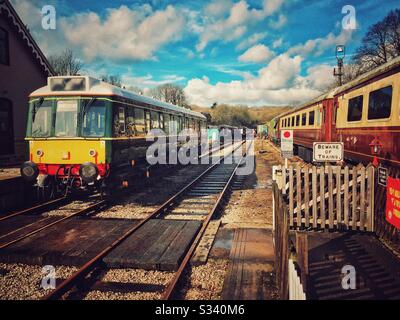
[121,73,186,88]
[185,53,324,106]
[269,14,287,29]
[287,29,353,58]
[238,44,274,63]
[304,64,335,91]
[205,0,233,18]
[272,37,283,48]
[61,5,186,61]
[236,32,268,50]
[196,0,284,51]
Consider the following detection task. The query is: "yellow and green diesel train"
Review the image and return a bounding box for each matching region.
[20,76,207,194]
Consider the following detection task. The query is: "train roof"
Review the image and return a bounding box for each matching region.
[335,55,400,95]
[29,76,206,120]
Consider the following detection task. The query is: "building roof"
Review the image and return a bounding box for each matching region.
[0,0,54,76]
[30,76,207,120]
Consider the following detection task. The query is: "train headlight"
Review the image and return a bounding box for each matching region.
[36,149,44,157]
[79,162,98,183]
[20,161,39,182]
[89,149,97,157]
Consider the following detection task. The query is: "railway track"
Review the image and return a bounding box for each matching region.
[43,140,252,300]
[0,198,108,250]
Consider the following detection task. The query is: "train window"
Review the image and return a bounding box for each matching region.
[145,111,151,133]
[347,95,363,122]
[82,100,106,137]
[31,100,53,137]
[317,109,322,126]
[368,86,392,120]
[302,113,306,126]
[296,115,300,126]
[291,117,295,127]
[164,114,170,134]
[151,111,160,129]
[118,106,126,133]
[55,100,78,137]
[159,113,165,131]
[134,108,145,134]
[309,111,315,126]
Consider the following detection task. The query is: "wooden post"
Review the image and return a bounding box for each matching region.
[344,166,349,229]
[312,166,317,228]
[360,166,366,230]
[328,166,334,229]
[296,163,302,228]
[352,167,358,230]
[320,166,325,228]
[336,166,342,227]
[289,166,294,227]
[304,165,310,228]
[295,231,309,293]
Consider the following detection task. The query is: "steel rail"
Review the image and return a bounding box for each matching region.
[0,196,70,222]
[0,200,108,250]
[43,141,245,300]
[162,140,252,300]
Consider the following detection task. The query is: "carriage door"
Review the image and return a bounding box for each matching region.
[0,98,14,156]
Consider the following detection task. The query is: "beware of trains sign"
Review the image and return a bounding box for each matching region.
[313,142,344,162]
[386,177,400,230]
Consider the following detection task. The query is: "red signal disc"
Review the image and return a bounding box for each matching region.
[284,131,291,138]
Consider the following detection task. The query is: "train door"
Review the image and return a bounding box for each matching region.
[322,99,334,142]
[0,98,14,156]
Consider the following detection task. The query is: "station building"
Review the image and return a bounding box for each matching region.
[0,0,53,165]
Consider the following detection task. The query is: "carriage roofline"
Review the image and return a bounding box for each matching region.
[335,55,400,95]
[29,76,206,120]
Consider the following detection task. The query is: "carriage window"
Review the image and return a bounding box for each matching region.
[134,108,145,134]
[145,111,151,133]
[368,86,392,120]
[0,27,9,65]
[309,111,315,126]
[118,106,125,133]
[164,114,170,134]
[31,100,53,137]
[151,111,160,129]
[291,117,295,127]
[82,100,106,137]
[296,115,300,126]
[302,113,306,126]
[160,113,165,131]
[55,100,78,137]
[347,95,363,122]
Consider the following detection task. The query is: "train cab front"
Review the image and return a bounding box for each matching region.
[22,94,111,195]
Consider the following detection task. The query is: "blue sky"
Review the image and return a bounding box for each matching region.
[10,0,400,106]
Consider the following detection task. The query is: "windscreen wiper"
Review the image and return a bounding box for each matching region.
[32,97,44,122]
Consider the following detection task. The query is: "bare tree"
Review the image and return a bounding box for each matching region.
[102,75,122,87]
[353,9,400,73]
[127,86,144,95]
[48,49,83,76]
[147,83,188,108]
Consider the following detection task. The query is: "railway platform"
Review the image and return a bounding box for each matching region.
[0,168,32,213]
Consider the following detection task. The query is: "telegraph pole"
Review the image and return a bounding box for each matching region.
[334,45,345,86]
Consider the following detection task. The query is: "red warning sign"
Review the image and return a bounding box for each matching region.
[386,177,400,230]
